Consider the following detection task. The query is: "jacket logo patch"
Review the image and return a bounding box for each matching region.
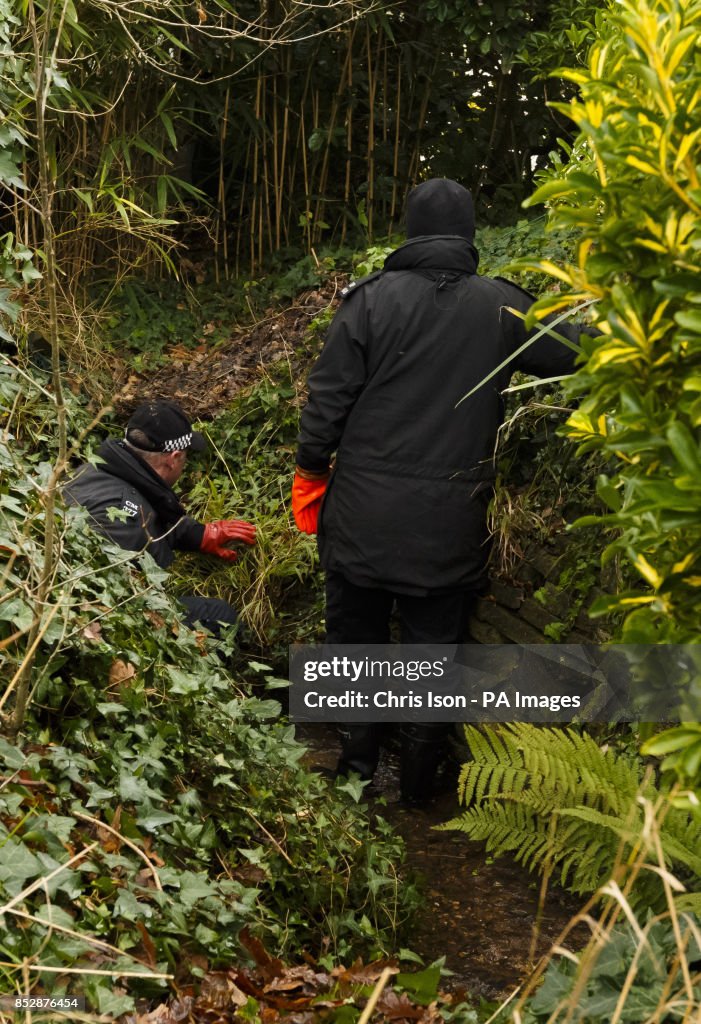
[122,500,140,518]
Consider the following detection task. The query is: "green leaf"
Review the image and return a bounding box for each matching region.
[675,309,701,333]
[596,474,622,511]
[114,888,152,921]
[667,421,701,476]
[177,871,218,908]
[137,809,178,829]
[0,151,25,190]
[96,702,129,716]
[396,965,442,1005]
[32,814,76,842]
[0,739,28,770]
[160,111,177,149]
[0,842,43,895]
[167,666,203,695]
[0,597,34,631]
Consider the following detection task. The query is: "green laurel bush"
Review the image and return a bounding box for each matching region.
[511,0,701,642]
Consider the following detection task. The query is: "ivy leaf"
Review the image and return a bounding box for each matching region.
[395,964,442,1005]
[114,888,152,921]
[0,597,34,631]
[83,978,135,1017]
[167,666,204,695]
[0,150,26,189]
[32,814,77,843]
[137,809,178,830]
[0,738,27,770]
[177,871,218,908]
[0,842,43,895]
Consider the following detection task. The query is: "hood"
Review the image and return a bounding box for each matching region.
[97,439,186,529]
[406,178,475,242]
[384,235,479,275]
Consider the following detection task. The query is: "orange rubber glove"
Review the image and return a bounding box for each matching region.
[200,520,257,562]
[292,470,328,534]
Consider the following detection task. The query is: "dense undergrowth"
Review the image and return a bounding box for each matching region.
[1,214,606,1020]
[0,366,420,1016]
[169,366,323,656]
[2,0,701,1019]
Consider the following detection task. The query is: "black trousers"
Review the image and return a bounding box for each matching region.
[178,595,239,636]
[324,571,477,644]
[325,571,476,795]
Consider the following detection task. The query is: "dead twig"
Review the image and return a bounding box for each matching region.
[72,811,163,891]
[357,966,394,1024]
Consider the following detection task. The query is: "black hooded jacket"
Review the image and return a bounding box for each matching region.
[296,234,587,595]
[64,439,204,569]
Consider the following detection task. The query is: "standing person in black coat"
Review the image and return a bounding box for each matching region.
[292,178,591,804]
[65,400,256,632]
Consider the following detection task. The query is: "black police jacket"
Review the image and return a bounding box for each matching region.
[296,234,589,595]
[64,439,204,569]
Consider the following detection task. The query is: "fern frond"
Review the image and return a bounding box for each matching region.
[447,801,540,862]
[458,725,527,805]
[659,835,701,878]
[445,723,701,908]
[675,893,701,914]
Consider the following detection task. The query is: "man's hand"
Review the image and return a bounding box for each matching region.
[292,468,329,534]
[200,520,257,562]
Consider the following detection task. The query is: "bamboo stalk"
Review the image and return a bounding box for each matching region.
[0,963,172,980]
[314,34,354,242]
[290,59,314,251]
[257,68,271,262]
[365,24,376,240]
[251,70,262,273]
[342,25,355,243]
[235,132,253,278]
[475,67,506,200]
[279,51,291,247]
[8,907,153,965]
[300,107,311,254]
[3,592,61,734]
[381,39,388,226]
[407,60,437,187]
[390,49,401,231]
[272,65,280,249]
[215,86,232,283]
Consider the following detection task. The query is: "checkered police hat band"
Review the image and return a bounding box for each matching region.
[163,434,192,452]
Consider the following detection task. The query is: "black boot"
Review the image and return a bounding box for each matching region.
[399,724,449,806]
[336,725,381,780]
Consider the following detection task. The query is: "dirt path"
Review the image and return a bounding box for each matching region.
[299,724,581,1001]
[113,278,344,419]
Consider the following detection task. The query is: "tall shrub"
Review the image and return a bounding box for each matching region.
[517,0,701,642]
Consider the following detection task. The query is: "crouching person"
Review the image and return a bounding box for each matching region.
[64,399,256,634]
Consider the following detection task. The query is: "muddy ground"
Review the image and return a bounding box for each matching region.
[299,725,582,1002]
[113,278,345,419]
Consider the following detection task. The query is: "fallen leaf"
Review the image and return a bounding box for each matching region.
[200,972,247,1009]
[376,990,426,1020]
[333,958,399,986]
[144,610,167,631]
[239,927,285,981]
[142,835,166,867]
[136,921,157,969]
[82,621,103,643]
[108,658,136,687]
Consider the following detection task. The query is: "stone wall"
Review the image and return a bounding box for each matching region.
[470,540,608,645]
